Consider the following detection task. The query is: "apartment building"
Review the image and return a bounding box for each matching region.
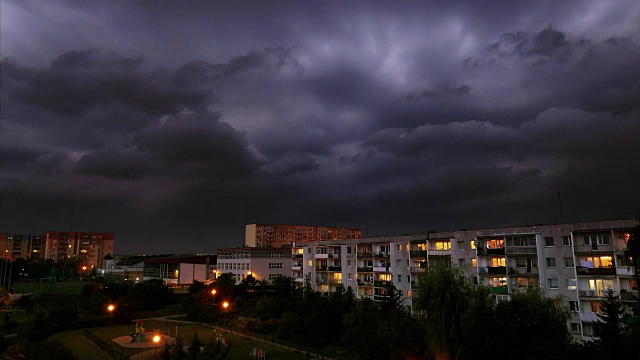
[217,247,292,284]
[296,218,639,342]
[245,223,362,247]
[43,231,115,269]
[1,233,46,261]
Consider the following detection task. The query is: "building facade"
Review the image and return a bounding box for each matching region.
[296,218,638,341]
[0,233,46,261]
[43,231,115,269]
[217,247,292,284]
[245,223,362,247]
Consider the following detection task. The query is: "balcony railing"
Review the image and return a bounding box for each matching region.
[316,278,328,284]
[316,266,328,271]
[357,280,373,286]
[411,266,426,273]
[410,251,426,257]
[487,266,507,274]
[374,252,389,258]
[292,265,302,271]
[357,252,374,258]
[373,266,390,272]
[488,287,508,295]
[486,248,505,255]
[329,253,341,258]
[620,290,639,301]
[429,250,451,256]
[374,280,391,287]
[328,266,342,271]
[294,254,303,258]
[579,289,604,297]
[576,267,616,276]
[505,247,537,255]
[357,267,373,272]
[508,267,539,275]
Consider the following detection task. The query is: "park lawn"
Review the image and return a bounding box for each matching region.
[49,329,112,360]
[86,322,309,360]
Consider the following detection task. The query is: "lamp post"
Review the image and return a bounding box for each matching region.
[108,304,115,337]
[153,335,161,357]
[223,301,229,332]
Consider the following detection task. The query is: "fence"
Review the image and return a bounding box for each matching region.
[83,329,129,360]
[199,321,349,360]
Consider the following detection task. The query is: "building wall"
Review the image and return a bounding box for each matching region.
[245,223,362,248]
[44,231,114,268]
[298,218,638,342]
[217,247,293,284]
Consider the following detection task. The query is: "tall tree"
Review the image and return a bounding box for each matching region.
[596,288,626,358]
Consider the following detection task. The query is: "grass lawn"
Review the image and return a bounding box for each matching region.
[12,280,94,294]
[49,329,112,360]
[79,322,310,359]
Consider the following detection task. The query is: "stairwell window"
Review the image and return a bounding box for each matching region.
[546,257,557,268]
[562,236,572,246]
[548,278,559,289]
[567,279,577,290]
[564,257,575,268]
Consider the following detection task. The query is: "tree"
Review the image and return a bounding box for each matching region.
[416,265,476,360]
[187,333,204,360]
[4,340,77,360]
[342,298,388,360]
[495,290,571,360]
[596,288,626,358]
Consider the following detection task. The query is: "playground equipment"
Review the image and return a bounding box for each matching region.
[130,320,146,343]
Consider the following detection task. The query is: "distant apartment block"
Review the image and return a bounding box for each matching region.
[245,223,362,247]
[0,233,44,260]
[1,231,115,270]
[295,218,638,342]
[43,231,115,269]
[216,247,292,284]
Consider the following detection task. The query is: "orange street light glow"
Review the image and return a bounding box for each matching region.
[108,305,115,312]
[223,301,229,309]
[153,335,161,344]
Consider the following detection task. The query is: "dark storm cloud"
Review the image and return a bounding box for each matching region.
[1,0,639,252]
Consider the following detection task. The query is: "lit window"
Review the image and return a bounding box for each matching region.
[471,258,477,267]
[470,241,476,250]
[567,279,577,290]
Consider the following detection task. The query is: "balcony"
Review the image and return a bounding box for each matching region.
[292,265,302,271]
[315,253,329,259]
[357,267,373,272]
[488,287,508,295]
[411,266,426,273]
[357,280,373,287]
[486,248,505,255]
[294,277,304,283]
[508,267,539,275]
[373,266,390,272]
[357,252,373,258]
[505,247,537,255]
[574,244,614,253]
[294,254,303,258]
[329,278,343,285]
[374,252,389,258]
[487,266,507,274]
[620,290,639,301]
[328,266,342,271]
[374,295,390,301]
[316,278,328,284]
[410,251,426,257]
[579,289,604,297]
[316,266,328,271]
[429,250,451,256]
[576,267,616,276]
[617,266,635,276]
[374,280,391,287]
[329,253,341,258]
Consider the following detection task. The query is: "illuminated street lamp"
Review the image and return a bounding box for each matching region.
[153,335,161,357]
[107,304,115,337]
[223,301,229,332]
[211,289,217,296]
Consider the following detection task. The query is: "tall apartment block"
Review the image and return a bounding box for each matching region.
[43,231,115,269]
[245,223,362,247]
[0,233,44,260]
[294,218,638,341]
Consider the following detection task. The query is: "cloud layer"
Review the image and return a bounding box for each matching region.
[1,0,639,253]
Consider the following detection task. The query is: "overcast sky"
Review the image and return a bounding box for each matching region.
[1,0,639,254]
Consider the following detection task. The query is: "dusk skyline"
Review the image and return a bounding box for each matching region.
[1,0,639,254]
